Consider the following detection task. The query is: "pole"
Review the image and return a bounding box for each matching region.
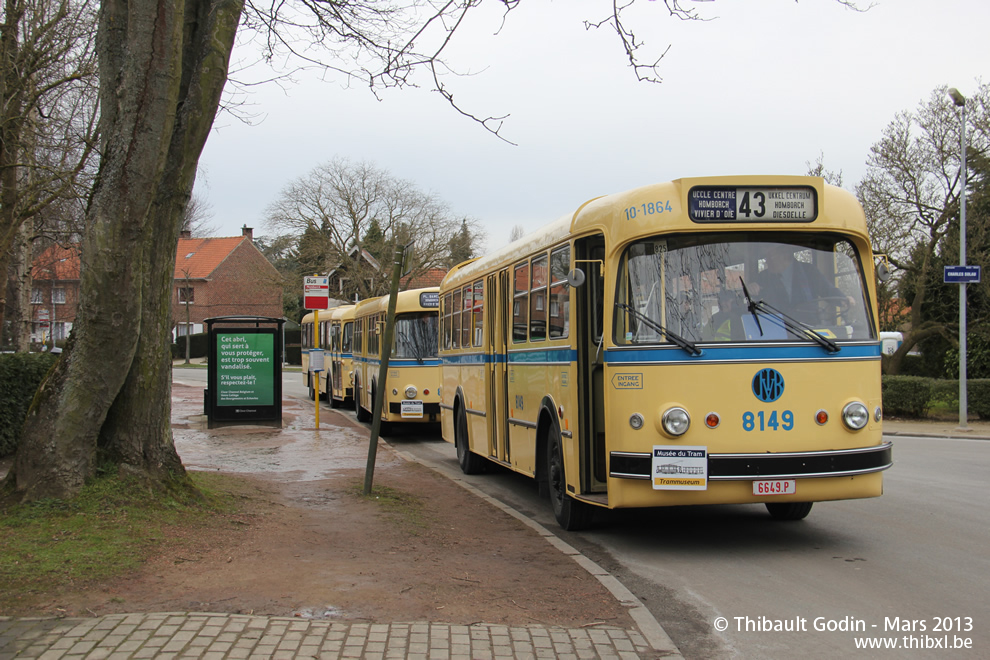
[950,89,969,430]
[314,308,320,429]
[364,243,407,495]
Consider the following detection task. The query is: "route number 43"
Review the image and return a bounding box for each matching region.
[738,191,766,218]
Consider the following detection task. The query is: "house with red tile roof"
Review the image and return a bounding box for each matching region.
[30,226,282,344]
[173,226,282,337]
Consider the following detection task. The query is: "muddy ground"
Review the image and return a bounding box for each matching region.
[4,383,634,629]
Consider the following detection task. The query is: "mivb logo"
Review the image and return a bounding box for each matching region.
[752,368,785,403]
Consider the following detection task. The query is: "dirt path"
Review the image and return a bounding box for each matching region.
[13,384,634,629]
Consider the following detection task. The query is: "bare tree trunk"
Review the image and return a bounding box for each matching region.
[9,0,242,501]
[6,222,31,350]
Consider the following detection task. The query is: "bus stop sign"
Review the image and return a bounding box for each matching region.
[304,276,330,310]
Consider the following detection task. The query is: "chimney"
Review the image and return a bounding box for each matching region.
[242,225,253,240]
[180,229,192,239]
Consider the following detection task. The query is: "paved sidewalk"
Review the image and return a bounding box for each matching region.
[0,613,664,659]
[882,418,990,440]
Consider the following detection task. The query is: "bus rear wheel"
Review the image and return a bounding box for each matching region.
[765,502,813,520]
[455,406,484,475]
[546,425,591,531]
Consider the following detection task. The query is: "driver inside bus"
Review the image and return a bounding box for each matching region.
[751,244,853,317]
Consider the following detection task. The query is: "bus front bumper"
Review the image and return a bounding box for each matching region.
[610,442,893,481]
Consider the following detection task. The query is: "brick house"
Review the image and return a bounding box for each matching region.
[173,226,282,338]
[30,244,81,344]
[29,226,282,344]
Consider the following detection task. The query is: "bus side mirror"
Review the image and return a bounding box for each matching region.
[567,268,586,287]
[876,261,891,283]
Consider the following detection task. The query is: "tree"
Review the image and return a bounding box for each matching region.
[265,157,483,301]
[857,83,990,374]
[447,219,475,268]
[7,0,862,502]
[7,0,242,501]
[0,0,99,350]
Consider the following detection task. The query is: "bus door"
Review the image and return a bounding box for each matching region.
[576,235,608,493]
[488,270,510,463]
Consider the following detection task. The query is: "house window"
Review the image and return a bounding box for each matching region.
[31,288,44,304]
[52,288,66,304]
[178,286,194,304]
[176,323,194,337]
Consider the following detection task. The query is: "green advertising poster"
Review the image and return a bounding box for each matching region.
[216,332,275,406]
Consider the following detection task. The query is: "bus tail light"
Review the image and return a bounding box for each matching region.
[705,412,720,429]
[660,407,690,437]
[815,409,829,426]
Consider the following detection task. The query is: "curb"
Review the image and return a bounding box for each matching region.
[389,446,684,659]
[884,431,990,441]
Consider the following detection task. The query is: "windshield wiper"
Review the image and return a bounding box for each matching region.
[616,302,702,357]
[738,278,840,354]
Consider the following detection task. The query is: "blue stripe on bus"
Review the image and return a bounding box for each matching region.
[509,349,578,364]
[440,344,880,366]
[355,357,440,367]
[604,343,881,363]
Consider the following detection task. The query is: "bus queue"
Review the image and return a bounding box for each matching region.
[300,175,892,530]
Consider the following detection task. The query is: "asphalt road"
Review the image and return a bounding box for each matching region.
[176,367,990,659]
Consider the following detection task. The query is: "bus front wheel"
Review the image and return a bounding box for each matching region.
[765,502,813,520]
[455,406,484,475]
[546,426,591,531]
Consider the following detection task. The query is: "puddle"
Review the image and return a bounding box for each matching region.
[171,382,400,483]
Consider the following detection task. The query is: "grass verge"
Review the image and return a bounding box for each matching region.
[0,471,243,611]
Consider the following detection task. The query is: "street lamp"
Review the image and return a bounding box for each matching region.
[948,87,968,430]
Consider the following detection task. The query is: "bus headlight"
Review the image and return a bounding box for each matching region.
[405,386,418,399]
[660,407,690,437]
[842,402,869,430]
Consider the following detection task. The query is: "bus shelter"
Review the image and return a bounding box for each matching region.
[204,316,285,429]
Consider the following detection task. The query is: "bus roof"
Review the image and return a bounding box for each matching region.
[442,176,869,291]
[357,287,440,317]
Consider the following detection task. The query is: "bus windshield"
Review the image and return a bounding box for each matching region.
[393,312,439,361]
[616,232,874,346]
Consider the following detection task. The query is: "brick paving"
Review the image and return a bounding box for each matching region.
[0,613,663,659]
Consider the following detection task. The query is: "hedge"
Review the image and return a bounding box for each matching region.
[881,376,934,418]
[0,352,58,457]
[881,376,990,420]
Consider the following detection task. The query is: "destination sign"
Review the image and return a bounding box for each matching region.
[688,186,818,223]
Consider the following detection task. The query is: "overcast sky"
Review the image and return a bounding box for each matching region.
[194,0,989,252]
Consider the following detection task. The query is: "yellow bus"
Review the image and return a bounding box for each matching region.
[327,304,357,409]
[300,309,331,401]
[353,287,441,434]
[439,175,891,530]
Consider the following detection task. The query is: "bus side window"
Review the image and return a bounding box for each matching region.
[530,254,548,342]
[472,280,484,347]
[549,246,570,339]
[452,289,461,349]
[342,322,353,353]
[462,285,473,348]
[442,293,452,350]
[513,262,529,343]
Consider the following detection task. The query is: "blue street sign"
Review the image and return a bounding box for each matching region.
[944,265,982,284]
